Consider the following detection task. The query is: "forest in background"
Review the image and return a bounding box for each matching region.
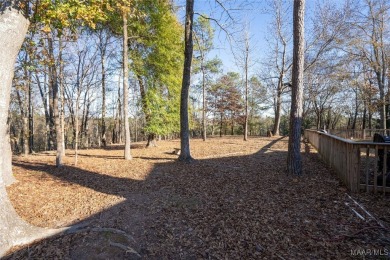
[1,0,390,257]
[8,0,389,156]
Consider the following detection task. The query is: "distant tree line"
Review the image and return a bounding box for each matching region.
[4,0,389,162]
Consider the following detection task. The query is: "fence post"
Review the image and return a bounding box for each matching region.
[350,145,360,192]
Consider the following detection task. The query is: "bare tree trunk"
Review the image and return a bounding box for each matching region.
[59,37,66,154]
[270,1,291,137]
[112,84,122,144]
[178,0,195,162]
[74,57,82,165]
[75,101,79,165]
[202,67,207,141]
[19,50,30,155]
[22,116,28,154]
[101,48,107,147]
[35,71,51,150]
[135,117,138,142]
[46,49,55,151]
[377,72,386,129]
[97,30,108,147]
[244,32,249,141]
[272,82,283,136]
[28,71,33,153]
[47,33,64,167]
[325,108,331,130]
[244,79,249,140]
[0,5,59,256]
[112,95,118,144]
[287,0,305,175]
[313,102,322,129]
[362,102,367,130]
[3,130,15,186]
[220,113,223,137]
[366,0,388,130]
[123,12,132,160]
[82,94,91,148]
[16,87,29,155]
[368,107,373,129]
[352,88,359,130]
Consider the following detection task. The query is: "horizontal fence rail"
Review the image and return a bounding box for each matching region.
[304,129,390,194]
[326,129,390,140]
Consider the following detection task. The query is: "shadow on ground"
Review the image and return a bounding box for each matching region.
[4,137,390,259]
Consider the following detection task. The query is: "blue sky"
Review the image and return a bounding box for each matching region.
[193,0,273,74]
[175,0,323,75]
[174,0,271,73]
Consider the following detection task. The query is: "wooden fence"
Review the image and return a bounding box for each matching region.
[304,129,390,194]
[326,129,390,140]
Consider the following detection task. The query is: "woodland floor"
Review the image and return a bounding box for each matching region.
[4,136,390,259]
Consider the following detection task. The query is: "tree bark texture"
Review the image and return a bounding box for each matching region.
[15,86,29,155]
[28,71,34,153]
[123,12,132,160]
[47,33,64,167]
[377,72,386,129]
[287,0,305,175]
[35,71,51,150]
[244,35,249,141]
[244,70,248,141]
[101,50,107,147]
[59,37,65,154]
[202,64,207,141]
[0,5,58,256]
[3,132,15,186]
[179,0,195,162]
[272,81,283,136]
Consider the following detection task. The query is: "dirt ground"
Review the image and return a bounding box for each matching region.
[4,136,390,259]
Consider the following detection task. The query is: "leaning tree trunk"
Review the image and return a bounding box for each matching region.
[123,12,132,160]
[0,5,59,256]
[287,0,305,175]
[178,0,195,162]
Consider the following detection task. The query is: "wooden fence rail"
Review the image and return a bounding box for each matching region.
[304,129,390,194]
[326,129,390,140]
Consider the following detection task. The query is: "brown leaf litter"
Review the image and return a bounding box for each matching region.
[4,136,390,259]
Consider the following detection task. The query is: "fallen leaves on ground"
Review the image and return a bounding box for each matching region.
[5,136,390,259]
